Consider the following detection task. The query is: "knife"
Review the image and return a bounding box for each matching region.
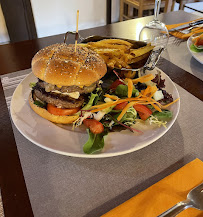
[168,19,203,32]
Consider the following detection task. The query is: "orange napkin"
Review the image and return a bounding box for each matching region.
[102,159,203,217]
[166,18,203,40]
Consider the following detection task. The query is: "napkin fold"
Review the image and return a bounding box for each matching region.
[102,159,203,217]
[166,19,203,40]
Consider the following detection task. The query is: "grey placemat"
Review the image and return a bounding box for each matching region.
[163,39,203,81]
[1,69,203,217]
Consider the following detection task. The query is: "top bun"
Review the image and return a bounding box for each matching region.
[32,43,107,86]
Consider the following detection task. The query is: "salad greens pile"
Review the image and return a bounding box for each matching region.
[73,71,179,154]
[190,33,203,53]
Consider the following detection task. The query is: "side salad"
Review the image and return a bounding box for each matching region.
[73,71,179,154]
[190,33,203,53]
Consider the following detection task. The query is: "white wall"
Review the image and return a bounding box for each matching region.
[31,0,120,38]
[0,4,9,43]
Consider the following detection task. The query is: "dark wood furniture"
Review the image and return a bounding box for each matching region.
[120,0,167,20]
[0,0,37,43]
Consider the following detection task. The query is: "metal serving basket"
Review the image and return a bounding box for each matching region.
[64,31,164,77]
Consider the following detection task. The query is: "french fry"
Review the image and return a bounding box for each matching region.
[130,45,154,57]
[88,43,131,51]
[124,70,136,79]
[123,53,134,62]
[93,48,125,57]
[107,58,117,69]
[127,52,151,64]
[113,56,129,68]
[96,39,133,47]
[98,54,110,63]
[77,43,89,47]
[80,39,154,74]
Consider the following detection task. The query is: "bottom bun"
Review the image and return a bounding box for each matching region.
[29,93,79,124]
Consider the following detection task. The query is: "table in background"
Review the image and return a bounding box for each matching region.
[0,10,203,217]
[184,1,203,13]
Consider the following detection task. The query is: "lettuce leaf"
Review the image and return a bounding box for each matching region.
[34,100,46,108]
[81,93,98,111]
[83,129,108,154]
[190,44,203,53]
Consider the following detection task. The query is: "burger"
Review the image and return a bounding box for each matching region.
[29,43,107,124]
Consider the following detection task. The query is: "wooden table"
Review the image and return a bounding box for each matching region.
[0,11,202,217]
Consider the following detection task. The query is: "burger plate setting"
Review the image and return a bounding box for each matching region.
[10,38,180,157]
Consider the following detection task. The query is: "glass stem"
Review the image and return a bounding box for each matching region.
[154,0,161,21]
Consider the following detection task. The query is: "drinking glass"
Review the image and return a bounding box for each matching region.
[139,0,169,49]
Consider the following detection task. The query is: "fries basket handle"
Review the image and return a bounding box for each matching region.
[144,47,164,71]
[63,31,84,44]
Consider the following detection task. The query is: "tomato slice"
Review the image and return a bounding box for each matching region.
[196,38,203,46]
[194,34,203,46]
[114,101,128,110]
[47,103,80,116]
[133,104,152,121]
[83,119,104,134]
[110,79,124,90]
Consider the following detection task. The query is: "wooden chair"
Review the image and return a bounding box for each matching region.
[120,0,167,21]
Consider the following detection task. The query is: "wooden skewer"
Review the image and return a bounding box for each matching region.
[75,10,79,52]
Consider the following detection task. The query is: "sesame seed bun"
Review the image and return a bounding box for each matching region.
[31,43,107,87]
[29,93,79,124]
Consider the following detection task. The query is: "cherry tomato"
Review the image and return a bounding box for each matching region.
[194,34,203,46]
[83,119,104,134]
[47,103,80,116]
[113,101,128,110]
[196,37,203,46]
[133,104,152,121]
[109,79,124,90]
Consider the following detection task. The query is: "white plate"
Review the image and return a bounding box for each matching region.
[10,68,180,158]
[187,33,203,64]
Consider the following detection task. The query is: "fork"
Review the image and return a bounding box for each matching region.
[158,182,203,217]
[170,25,203,46]
[169,35,184,46]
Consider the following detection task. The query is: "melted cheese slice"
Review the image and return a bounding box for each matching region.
[51,90,80,99]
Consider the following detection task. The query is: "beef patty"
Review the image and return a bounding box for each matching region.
[33,84,85,109]
[38,80,97,94]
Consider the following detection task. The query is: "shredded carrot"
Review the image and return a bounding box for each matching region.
[90,89,179,114]
[132,74,154,84]
[91,97,159,112]
[91,103,116,113]
[117,102,137,121]
[91,97,142,110]
[161,98,180,109]
[148,86,158,97]
[91,99,162,113]
[137,93,143,98]
[127,79,134,98]
[142,86,151,96]
[90,99,140,113]
[104,94,118,100]
[91,101,118,109]
[125,97,149,102]
[148,98,162,107]
[151,103,162,112]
